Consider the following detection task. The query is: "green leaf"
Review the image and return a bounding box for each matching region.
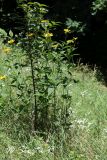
[0,28,7,37]
[9,30,14,37]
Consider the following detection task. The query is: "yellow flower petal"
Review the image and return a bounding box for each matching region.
[52,44,59,49]
[27,33,34,37]
[67,39,75,44]
[41,20,49,23]
[73,37,78,40]
[8,39,15,44]
[0,75,6,80]
[64,28,71,34]
[44,32,53,38]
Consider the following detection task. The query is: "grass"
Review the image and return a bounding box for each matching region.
[0,41,107,160]
[69,66,107,160]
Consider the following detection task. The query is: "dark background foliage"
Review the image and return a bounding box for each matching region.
[0,0,27,35]
[38,0,107,67]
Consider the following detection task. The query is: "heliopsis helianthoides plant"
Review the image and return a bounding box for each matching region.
[18,2,73,145]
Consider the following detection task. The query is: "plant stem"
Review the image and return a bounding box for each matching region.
[29,50,38,133]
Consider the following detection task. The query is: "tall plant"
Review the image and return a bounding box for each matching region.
[18,2,75,142]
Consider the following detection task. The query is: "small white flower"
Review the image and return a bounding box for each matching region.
[103,128,107,134]
[8,146,15,154]
[80,90,88,97]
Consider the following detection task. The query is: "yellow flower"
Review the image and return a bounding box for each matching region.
[64,28,71,34]
[0,75,6,80]
[44,32,53,38]
[67,39,74,44]
[3,47,12,53]
[52,44,59,49]
[27,33,34,37]
[8,39,15,44]
[41,20,49,23]
[67,37,78,44]
[73,37,78,40]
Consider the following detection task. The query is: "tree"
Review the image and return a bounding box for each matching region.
[0,0,27,35]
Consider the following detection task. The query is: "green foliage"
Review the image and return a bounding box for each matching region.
[92,0,107,15]
[0,28,7,37]
[65,18,86,34]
